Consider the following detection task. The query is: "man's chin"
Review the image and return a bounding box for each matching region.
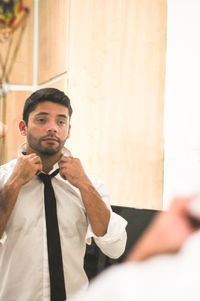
[38,146,61,156]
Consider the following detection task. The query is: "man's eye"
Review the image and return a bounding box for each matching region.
[57,120,66,125]
[36,118,46,123]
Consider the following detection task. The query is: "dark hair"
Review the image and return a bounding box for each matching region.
[23,88,73,123]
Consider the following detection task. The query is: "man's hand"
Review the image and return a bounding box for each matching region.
[58,156,91,188]
[10,154,42,186]
[58,156,110,236]
[0,154,42,237]
[126,197,199,262]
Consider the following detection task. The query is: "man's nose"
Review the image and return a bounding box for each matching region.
[46,121,58,132]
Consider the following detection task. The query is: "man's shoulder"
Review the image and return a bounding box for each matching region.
[88,174,103,186]
[0,158,17,173]
[88,174,110,197]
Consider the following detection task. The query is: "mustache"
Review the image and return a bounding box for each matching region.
[39,134,60,143]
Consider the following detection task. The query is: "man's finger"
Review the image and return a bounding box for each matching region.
[35,169,41,176]
[59,156,73,165]
[61,156,73,161]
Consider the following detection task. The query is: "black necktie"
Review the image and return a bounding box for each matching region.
[38,169,66,301]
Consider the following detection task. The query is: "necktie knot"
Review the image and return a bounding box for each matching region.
[38,169,59,183]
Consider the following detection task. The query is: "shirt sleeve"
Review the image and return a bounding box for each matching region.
[0,163,16,248]
[85,175,128,259]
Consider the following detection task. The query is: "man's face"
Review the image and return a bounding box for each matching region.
[20,101,71,156]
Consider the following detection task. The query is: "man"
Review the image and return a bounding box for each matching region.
[0,121,8,138]
[71,196,200,301]
[0,88,127,300]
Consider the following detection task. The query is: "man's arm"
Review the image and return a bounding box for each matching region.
[58,156,110,236]
[126,196,198,262]
[0,121,8,138]
[0,154,42,238]
[0,176,23,238]
[78,182,111,236]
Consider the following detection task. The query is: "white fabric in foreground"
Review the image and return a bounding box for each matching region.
[72,231,200,301]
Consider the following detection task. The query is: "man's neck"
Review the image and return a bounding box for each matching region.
[25,148,62,173]
[40,153,62,173]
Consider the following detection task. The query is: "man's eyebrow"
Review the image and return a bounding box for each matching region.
[35,112,68,119]
[57,114,68,119]
[35,112,49,116]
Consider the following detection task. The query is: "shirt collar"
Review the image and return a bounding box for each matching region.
[18,143,72,174]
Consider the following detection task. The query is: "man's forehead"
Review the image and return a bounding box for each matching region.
[31,101,69,116]
[35,112,68,119]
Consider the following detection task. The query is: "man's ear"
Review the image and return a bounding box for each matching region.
[19,120,27,136]
[67,124,71,139]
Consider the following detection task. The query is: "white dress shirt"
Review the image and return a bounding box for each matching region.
[71,230,200,301]
[0,144,127,301]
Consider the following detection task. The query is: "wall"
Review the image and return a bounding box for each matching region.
[67,0,166,209]
[0,0,167,209]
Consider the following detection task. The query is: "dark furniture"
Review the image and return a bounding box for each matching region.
[84,205,159,280]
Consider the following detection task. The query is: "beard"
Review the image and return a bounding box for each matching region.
[27,133,66,156]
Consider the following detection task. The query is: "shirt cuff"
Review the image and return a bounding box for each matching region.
[0,232,7,246]
[85,211,128,244]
